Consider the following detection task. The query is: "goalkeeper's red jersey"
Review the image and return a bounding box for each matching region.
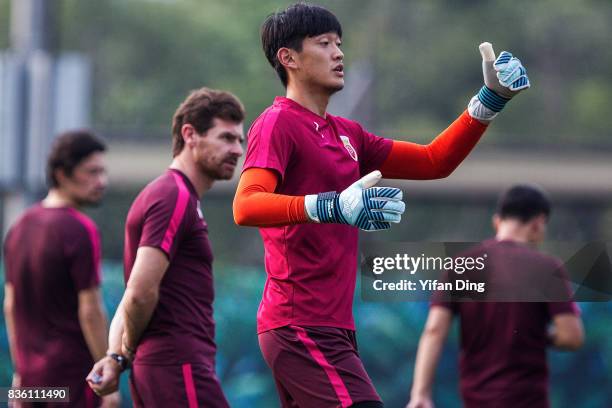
[243,97,393,333]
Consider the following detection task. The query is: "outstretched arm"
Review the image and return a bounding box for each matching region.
[384,42,530,181]
[380,111,487,180]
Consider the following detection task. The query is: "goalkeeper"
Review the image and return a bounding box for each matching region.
[233,3,530,407]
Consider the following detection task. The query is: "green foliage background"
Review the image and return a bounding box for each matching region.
[1,0,610,147]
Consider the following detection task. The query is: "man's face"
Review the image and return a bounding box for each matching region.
[59,152,108,206]
[293,32,344,93]
[193,118,244,180]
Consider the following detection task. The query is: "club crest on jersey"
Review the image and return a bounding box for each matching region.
[340,135,358,161]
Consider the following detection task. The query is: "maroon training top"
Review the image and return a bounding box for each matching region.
[3,205,101,384]
[243,96,392,333]
[123,169,216,366]
[432,239,579,408]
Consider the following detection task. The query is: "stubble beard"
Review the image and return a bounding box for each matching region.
[198,157,234,181]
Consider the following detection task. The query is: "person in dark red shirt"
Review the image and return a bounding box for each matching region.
[87,88,245,408]
[407,185,584,408]
[3,130,119,407]
[232,3,530,408]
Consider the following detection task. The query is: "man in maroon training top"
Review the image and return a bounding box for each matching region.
[3,130,119,407]
[87,87,245,407]
[233,3,530,407]
[407,185,584,408]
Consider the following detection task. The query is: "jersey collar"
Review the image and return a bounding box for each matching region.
[273,96,333,131]
[168,168,198,197]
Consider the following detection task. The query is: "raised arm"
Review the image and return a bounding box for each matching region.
[384,42,530,181]
[380,111,487,180]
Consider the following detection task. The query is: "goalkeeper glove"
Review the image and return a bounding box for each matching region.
[468,42,530,122]
[304,170,405,231]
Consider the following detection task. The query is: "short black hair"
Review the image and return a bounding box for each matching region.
[47,130,106,188]
[496,184,551,222]
[261,2,342,87]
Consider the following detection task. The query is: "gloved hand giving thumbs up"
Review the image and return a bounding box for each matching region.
[468,42,531,122]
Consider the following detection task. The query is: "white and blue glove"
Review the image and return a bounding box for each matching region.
[304,170,405,231]
[468,42,530,122]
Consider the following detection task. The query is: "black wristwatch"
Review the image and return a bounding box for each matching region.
[107,352,129,371]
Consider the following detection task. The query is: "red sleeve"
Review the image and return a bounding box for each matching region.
[233,167,309,227]
[380,110,488,180]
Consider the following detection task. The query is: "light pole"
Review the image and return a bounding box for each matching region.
[1,0,58,238]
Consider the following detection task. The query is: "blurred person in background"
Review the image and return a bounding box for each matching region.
[233,2,530,407]
[87,87,244,408]
[407,185,584,408]
[3,130,119,407]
